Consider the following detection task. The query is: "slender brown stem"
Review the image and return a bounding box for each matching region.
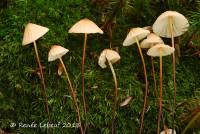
[82,33,87,133]
[59,57,84,134]
[169,16,176,134]
[33,41,50,121]
[157,51,163,134]
[136,38,148,134]
[108,60,118,134]
[151,57,157,97]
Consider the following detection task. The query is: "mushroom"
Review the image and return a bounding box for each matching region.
[98,49,120,134]
[22,23,50,118]
[123,27,150,134]
[147,44,174,134]
[68,18,103,117]
[153,11,189,131]
[48,45,84,134]
[141,33,164,96]
[160,129,176,134]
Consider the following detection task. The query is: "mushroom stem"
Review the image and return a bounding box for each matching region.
[135,37,148,134]
[59,57,84,134]
[169,16,176,133]
[151,57,157,97]
[157,50,163,134]
[107,60,118,134]
[33,41,50,120]
[82,33,88,132]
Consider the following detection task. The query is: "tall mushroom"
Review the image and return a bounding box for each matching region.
[48,45,84,134]
[68,18,103,118]
[98,49,120,134]
[141,33,164,96]
[152,11,189,131]
[147,44,174,134]
[123,27,150,134]
[22,23,50,118]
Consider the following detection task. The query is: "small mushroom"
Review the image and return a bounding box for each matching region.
[69,18,103,118]
[98,49,120,134]
[160,129,176,134]
[147,44,174,134]
[153,11,189,131]
[48,45,84,134]
[22,23,50,118]
[141,33,164,96]
[123,27,150,134]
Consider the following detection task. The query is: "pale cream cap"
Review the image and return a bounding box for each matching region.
[141,33,163,48]
[153,11,189,38]
[22,23,49,45]
[123,28,150,46]
[68,18,103,34]
[98,49,120,68]
[147,44,174,57]
[48,45,69,62]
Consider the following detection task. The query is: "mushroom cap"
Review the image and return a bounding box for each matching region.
[123,28,150,46]
[160,129,176,134]
[153,11,189,38]
[22,23,49,45]
[141,33,164,48]
[98,49,120,68]
[48,45,69,62]
[147,43,174,57]
[68,18,103,34]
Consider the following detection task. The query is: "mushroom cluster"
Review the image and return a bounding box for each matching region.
[21,10,189,134]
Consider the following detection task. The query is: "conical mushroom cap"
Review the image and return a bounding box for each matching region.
[48,45,69,62]
[153,11,189,38]
[22,23,49,45]
[123,28,150,46]
[68,18,103,34]
[98,49,120,68]
[160,129,176,134]
[141,33,164,48]
[147,44,174,57]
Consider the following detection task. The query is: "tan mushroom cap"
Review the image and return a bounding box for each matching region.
[68,18,103,34]
[22,23,49,45]
[98,49,120,68]
[147,44,174,57]
[153,11,189,38]
[141,33,164,48]
[160,129,176,134]
[48,45,69,62]
[123,28,150,46]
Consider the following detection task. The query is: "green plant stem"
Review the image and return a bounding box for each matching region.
[108,60,118,134]
[82,33,88,133]
[157,51,163,134]
[59,57,84,134]
[33,41,50,121]
[169,16,176,134]
[151,57,157,97]
[136,37,148,134]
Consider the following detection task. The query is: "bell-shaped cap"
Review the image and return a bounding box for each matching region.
[141,33,164,48]
[160,129,176,134]
[22,23,49,45]
[68,18,103,34]
[123,28,150,46]
[98,49,120,68]
[147,43,174,57]
[48,45,69,62]
[153,11,189,38]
